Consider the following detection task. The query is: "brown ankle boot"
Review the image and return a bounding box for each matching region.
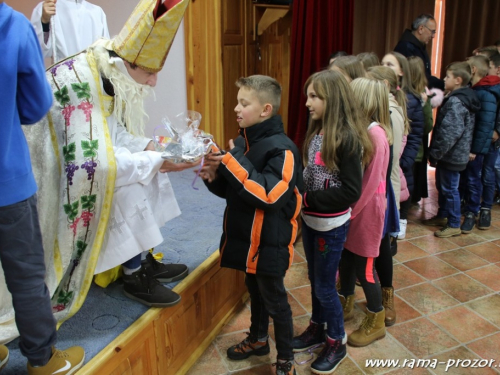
[339,294,355,321]
[382,287,396,326]
[348,308,386,347]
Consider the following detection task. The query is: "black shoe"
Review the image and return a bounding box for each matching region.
[461,212,476,234]
[123,270,181,307]
[273,360,296,375]
[227,333,270,360]
[310,336,346,374]
[292,321,325,352]
[478,208,491,230]
[142,252,189,283]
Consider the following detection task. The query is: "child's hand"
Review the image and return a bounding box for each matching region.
[42,0,57,23]
[198,161,219,182]
[159,159,200,173]
[492,131,500,142]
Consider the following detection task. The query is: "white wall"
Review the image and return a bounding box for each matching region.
[10,0,188,136]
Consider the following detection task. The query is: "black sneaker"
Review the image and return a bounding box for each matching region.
[292,321,325,352]
[123,270,181,307]
[478,208,491,230]
[142,252,189,283]
[227,333,270,360]
[273,360,296,375]
[461,212,476,234]
[310,336,346,374]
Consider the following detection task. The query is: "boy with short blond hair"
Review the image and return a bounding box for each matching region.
[424,62,480,237]
[201,75,303,375]
[460,56,500,232]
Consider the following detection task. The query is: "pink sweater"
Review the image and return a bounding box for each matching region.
[344,124,390,258]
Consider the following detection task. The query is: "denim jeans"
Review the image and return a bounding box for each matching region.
[302,219,349,340]
[0,195,56,366]
[465,144,498,213]
[245,273,294,360]
[495,149,500,192]
[436,165,461,227]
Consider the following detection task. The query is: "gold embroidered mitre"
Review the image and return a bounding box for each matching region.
[111,0,189,73]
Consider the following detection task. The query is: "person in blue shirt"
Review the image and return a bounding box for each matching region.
[0,3,84,374]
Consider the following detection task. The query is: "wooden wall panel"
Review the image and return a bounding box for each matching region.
[253,16,291,131]
[184,0,224,146]
[222,45,244,145]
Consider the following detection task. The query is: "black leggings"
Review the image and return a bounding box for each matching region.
[375,233,393,288]
[339,248,383,313]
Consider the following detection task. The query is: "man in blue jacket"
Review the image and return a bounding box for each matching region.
[0,2,84,374]
[394,14,444,90]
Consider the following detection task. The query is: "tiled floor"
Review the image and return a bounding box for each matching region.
[188,170,500,374]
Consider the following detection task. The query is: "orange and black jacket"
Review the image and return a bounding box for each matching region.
[205,115,304,277]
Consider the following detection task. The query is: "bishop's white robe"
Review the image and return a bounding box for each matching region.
[31,0,109,61]
[94,114,182,274]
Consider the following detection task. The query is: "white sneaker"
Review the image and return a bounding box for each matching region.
[398,219,407,240]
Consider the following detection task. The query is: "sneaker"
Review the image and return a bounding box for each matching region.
[123,270,181,307]
[292,321,325,352]
[310,335,346,374]
[477,208,491,230]
[227,333,270,360]
[461,212,476,234]
[142,252,189,283]
[434,225,461,238]
[397,219,407,239]
[27,346,84,375]
[274,360,296,375]
[0,345,8,372]
[422,216,448,227]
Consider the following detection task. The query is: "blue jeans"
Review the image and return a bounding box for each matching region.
[0,195,56,366]
[495,148,500,192]
[302,219,349,340]
[436,165,461,228]
[465,144,498,213]
[246,273,294,360]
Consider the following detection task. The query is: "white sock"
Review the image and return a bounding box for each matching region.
[122,265,141,275]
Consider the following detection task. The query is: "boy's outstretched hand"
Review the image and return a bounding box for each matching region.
[160,158,201,173]
[42,0,57,24]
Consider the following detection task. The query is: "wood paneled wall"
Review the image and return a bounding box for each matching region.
[184,0,225,147]
[185,0,292,148]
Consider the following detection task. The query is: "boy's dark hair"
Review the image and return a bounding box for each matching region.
[411,14,435,31]
[476,46,499,59]
[446,61,472,86]
[491,54,500,68]
[467,55,490,78]
[236,75,281,115]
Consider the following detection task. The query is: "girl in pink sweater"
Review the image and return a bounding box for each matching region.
[339,78,391,347]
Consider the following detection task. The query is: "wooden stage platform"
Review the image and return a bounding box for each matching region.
[79,251,247,374]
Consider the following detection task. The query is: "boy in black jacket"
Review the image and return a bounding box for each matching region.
[200,75,303,375]
[424,62,480,237]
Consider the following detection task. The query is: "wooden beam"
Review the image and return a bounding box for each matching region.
[257,8,289,35]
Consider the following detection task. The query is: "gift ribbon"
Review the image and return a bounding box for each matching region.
[191,156,204,190]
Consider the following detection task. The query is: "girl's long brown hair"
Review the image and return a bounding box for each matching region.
[351,77,393,146]
[367,66,410,135]
[407,56,428,94]
[303,70,373,170]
